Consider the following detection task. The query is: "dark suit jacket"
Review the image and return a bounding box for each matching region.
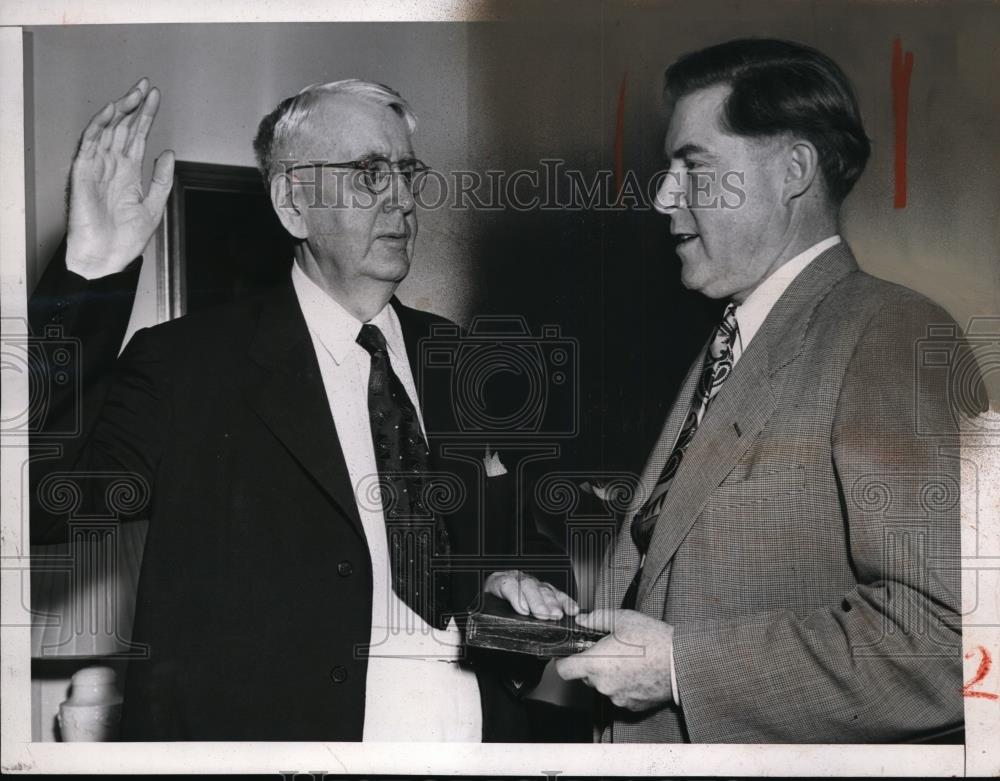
[29,248,567,741]
[594,243,970,743]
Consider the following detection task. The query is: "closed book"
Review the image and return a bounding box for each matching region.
[466,595,606,657]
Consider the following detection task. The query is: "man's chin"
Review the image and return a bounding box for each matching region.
[679,261,738,300]
[369,250,412,283]
[679,265,711,296]
[680,273,733,301]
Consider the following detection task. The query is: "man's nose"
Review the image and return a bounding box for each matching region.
[383,173,416,213]
[654,169,687,214]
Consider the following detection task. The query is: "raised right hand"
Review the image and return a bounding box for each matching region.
[66,78,175,279]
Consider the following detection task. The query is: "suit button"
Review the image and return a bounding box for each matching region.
[330,665,348,683]
[337,561,353,577]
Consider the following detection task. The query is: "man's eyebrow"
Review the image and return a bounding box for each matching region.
[666,143,715,161]
[349,151,419,164]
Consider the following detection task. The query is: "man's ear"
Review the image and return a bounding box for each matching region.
[270,174,309,240]
[783,140,820,203]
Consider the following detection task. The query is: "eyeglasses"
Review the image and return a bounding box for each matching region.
[284,155,431,195]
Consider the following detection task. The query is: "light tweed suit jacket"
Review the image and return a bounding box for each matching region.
[593,242,965,743]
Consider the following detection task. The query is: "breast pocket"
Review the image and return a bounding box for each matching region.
[706,464,807,509]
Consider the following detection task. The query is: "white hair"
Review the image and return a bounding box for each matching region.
[253,79,418,183]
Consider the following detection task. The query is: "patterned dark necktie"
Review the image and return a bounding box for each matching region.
[621,302,739,609]
[357,323,452,629]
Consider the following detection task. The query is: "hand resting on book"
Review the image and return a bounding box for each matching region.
[484,569,579,620]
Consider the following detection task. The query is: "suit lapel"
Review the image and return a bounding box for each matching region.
[636,243,860,611]
[243,283,364,538]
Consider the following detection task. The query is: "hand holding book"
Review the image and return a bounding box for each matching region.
[469,576,679,710]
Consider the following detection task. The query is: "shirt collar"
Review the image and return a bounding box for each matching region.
[291,261,407,366]
[733,235,841,352]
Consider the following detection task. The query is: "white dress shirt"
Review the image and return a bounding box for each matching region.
[291,262,482,742]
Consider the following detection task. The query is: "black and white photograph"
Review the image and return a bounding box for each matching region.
[1,0,998,776]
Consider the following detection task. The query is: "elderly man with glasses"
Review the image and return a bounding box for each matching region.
[29,78,576,741]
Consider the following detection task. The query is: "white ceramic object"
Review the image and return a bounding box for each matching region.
[58,666,123,741]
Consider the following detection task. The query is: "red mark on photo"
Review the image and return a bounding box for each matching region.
[962,645,998,700]
[891,38,914,209]
[614,73,627,207]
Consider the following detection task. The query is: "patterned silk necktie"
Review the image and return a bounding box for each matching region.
[621,302,739,609]
[357,323,452,629]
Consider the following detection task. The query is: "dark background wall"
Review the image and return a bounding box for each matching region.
[458,2,1000,474]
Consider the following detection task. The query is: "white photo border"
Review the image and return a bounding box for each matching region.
[2,1,998,776]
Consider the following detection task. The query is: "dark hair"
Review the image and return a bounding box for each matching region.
[664,38,871,204]
[253,94,297,186]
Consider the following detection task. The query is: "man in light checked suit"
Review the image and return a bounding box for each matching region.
[497,38,975,743]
